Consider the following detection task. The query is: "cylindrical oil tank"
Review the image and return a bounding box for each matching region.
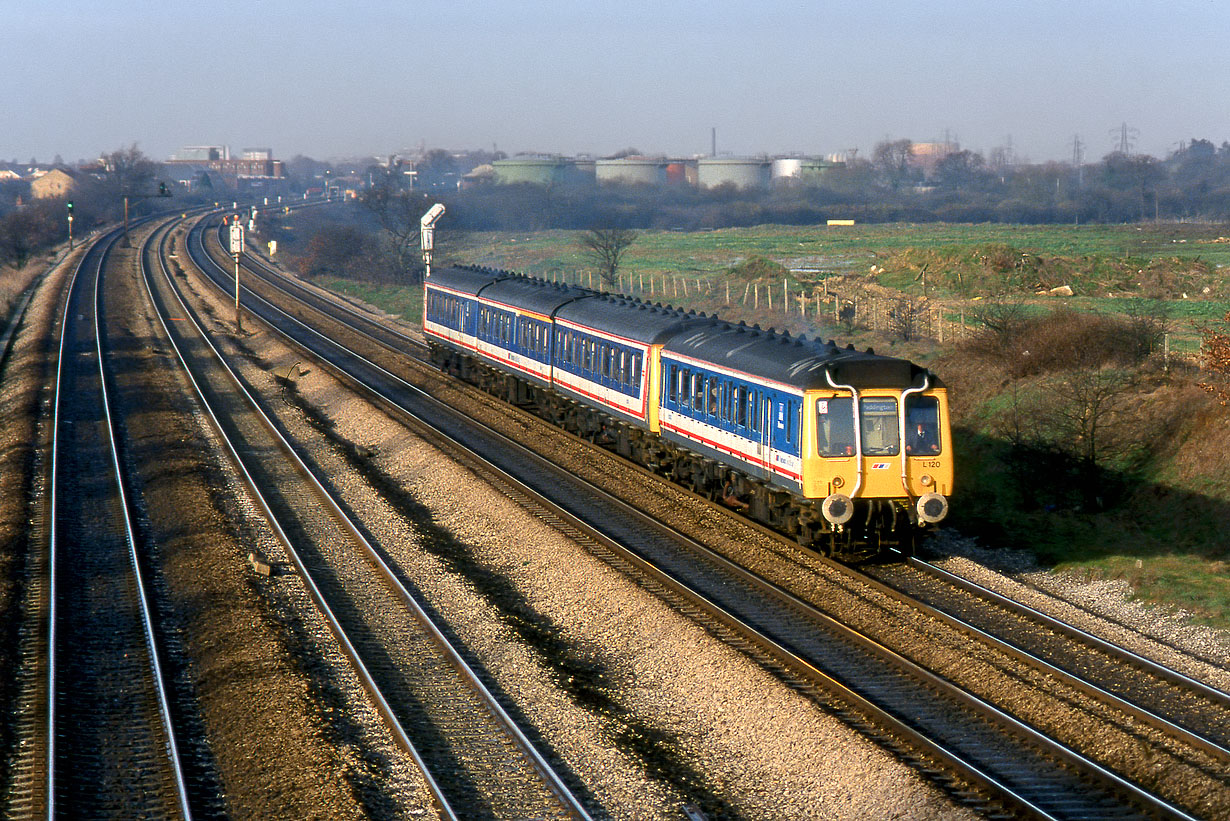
[664,161,689,185]
[697,157,771,189]
[771,158,804,181]
[595,157,666,185]
[492,157,572,185]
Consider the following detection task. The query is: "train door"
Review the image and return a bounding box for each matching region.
[755,393,772,480]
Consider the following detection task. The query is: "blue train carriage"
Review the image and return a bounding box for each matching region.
[659,323,952,559]
[423,265,507,370]
[425,266,587,403]
[549,295,706,462]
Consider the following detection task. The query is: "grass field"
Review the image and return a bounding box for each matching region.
[314,222,1230,630]
[448,221,1230,276]
[445,223,1230,356]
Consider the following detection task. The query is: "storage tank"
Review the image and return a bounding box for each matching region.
[595,157,666,185]
[697,157,771,189]
[664,161,692,185]
[492,156,572,185]
[771,157,804,181]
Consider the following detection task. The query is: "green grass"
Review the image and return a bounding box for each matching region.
[314,276,423,323]
[447,222,1230,278]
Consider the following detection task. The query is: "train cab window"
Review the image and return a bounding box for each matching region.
[860,398,900,456]
[817,397,855,456]
[905,396,942,454]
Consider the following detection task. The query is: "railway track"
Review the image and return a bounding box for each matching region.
[181,214,1228,817]
[159,218,590,819]
[865,556,1230,758]
[6,224,194,819]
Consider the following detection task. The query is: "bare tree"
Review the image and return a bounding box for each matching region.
[886,295,923,342]
[992,365,1145,510]
[360,180,428,281]
[837,301,857,335]
[100,143,157,198]
[580,227,638,288]
[968,292,1028,360]
[0,206,55,269]
[872,139,916,190]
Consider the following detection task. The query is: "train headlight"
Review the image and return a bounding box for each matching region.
[916,492,949,524]
[831,475,844,489]
[822,493,854,526]
[920,474,933,487]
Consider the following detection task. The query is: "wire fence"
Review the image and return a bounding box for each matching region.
[534,266,979,344]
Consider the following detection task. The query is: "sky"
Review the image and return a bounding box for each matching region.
[2,0,1228,165]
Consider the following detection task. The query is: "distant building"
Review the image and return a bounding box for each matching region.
[171,145,228,162]
[30,168,79,199]
[167,145,284,180]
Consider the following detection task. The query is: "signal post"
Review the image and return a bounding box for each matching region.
[229,217,244,332]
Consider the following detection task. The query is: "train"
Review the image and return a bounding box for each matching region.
[423,265,953,560]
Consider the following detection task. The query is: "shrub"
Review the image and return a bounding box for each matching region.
[960,307,1163,378]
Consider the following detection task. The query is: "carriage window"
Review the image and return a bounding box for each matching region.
[860,398,900,456]
[736,386,748,427]
[668,366,678,402]
[785,400,796,443]
[817,397,855,456]
[692,372,704,412]
[905,396,941,454]
[632,353,642,386]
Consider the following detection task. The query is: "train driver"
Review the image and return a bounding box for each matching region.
[906,421,940,454]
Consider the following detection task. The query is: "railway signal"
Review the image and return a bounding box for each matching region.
[66,200,74,251]
[420,203,445,278]
[230,218,245,332]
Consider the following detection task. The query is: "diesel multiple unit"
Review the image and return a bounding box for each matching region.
[424,265,952,559]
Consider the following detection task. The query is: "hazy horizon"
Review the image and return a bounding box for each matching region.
[4,0,1228,166]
